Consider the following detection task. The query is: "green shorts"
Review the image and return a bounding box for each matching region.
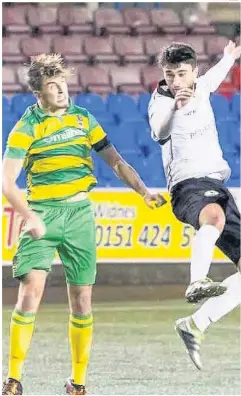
[13,198,97,285]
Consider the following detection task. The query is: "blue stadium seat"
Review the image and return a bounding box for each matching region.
[226,155,240,187]
[230,93,240,120]
[75,93,107,115]
[11,93,36,118]
[16,170,27,189]
[210,94,230,121]
[107,94,144,123]
[138,93,152,119]
[2,115,18,155]
[108,122,138,153]
[2,96,11,114]
[216,120,237,155]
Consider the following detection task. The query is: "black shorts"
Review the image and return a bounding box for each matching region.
[171,177,240,266]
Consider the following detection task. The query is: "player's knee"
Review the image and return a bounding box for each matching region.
[16,287,42,313]
[68,285,92,315]
[200,204,225,232]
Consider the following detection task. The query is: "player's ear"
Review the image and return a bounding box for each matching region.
[33,90,41,100]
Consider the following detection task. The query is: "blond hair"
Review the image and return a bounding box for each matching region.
[27,53,73,92]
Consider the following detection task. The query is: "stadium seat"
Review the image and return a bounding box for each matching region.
[206,36,228,57]
[107,123,137,153]
[11,93,36,118]
[27,5,62,34]
[135,123,160,157]
[122,8,156,34]
[217,82,237,100]
[3,37,25,63]
[2,67,22,93]
[138,93,152,118]
[144,36,174,57]
[107,94,143,122]
[141,66,163,90]
[21,37,51,57]
[94,8,129,35]
[210,94,230,121]
[182,8,215,34]
[231,64,240,90]
[2,114,18,155]
[2,96,11,114]
[150,8,186,34]
[230,93,240,120]
[110,66,145,94]
[216,120,238,155]
[113,36,148,63]
[3,5,30,34]
[175,35,208,62]
[84,37,119,63]
[227,155,240,187]
[78,66,112,95]
[53,36,87,63]
[75,93,106,113]
[58,5,93,34]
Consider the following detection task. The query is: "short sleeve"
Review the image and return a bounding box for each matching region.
[4,118,34,159]
[87,112,107,146]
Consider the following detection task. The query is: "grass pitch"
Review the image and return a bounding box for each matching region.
[2,300,240,395]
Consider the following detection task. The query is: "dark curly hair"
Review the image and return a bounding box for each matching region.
[158,42,197,68]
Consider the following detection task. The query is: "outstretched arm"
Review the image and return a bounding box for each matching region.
[200,40,241,93]
[97,145,167,209]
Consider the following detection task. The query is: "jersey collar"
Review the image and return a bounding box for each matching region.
[33,98,75,119]
[157,79,175,98]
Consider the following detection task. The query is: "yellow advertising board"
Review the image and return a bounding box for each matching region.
[2,189,231,264]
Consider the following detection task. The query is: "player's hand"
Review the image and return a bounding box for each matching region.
[25,211,46,239]
[143,192,167,209]
[174,88,193,109]
[224,40,241,60]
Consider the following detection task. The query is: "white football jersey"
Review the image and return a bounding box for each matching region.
[148,54,235,191]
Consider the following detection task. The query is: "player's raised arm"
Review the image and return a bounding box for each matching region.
[200,40,241,93]
[2,121,45,239]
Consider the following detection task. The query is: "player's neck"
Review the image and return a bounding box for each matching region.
[38,101,67,117]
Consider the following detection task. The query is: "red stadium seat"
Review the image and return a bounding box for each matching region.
[142,66,163,89]
[27,5,62,34]
[66,70,82,94]
[182,8,215,34]
[114,36,148,63]
[84,37,119,63]
[232,64,240,90]
[217,82,237,99]
[150,9,186,34]
[145,36,175,56]
[78,66,112,95]
[94,9,129,35]
[58,6,93,34]
[2,5,30,34]
[3,37,25,63]
[122,8,156,34]
[110,66,145,94]
[206,35,229,57]
[175,35,208,62]
[21,37,51,57]
[53,36,87,63]
[3,66,22,93]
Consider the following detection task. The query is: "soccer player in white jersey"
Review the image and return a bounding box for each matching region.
[148,40,241,369]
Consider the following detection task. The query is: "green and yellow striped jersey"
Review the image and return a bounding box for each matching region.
[4,100,107,202]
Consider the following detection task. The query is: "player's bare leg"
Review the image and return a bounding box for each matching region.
[65,285,93,395]
[2,270,47,395]
[185,203,227,303]
[176,271,241,369]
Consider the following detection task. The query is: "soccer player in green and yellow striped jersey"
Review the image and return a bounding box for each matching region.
[2,54,166,395]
